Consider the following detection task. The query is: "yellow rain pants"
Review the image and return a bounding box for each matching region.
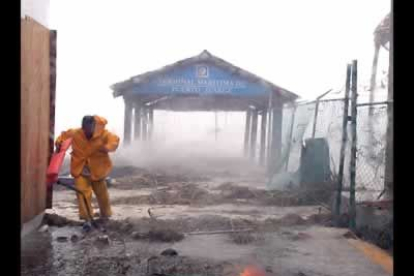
[75,175,112,220]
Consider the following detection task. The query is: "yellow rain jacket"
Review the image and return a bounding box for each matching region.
[56,116,120,181]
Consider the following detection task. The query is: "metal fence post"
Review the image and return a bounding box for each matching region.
[349,60,358,230]
[335,64,352,225]
[312,90,333,138]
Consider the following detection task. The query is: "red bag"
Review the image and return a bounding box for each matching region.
[46,138,72,186]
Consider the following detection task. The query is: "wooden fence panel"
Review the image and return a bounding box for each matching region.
[21,16,50,224]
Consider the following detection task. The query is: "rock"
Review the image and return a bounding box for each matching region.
[38,225,49,233]
[96,235,111,245]
[160,248,178,256]
[279,214,306,226]
[148,229,185,242]
[53,261,60,267]
[57,236,68,242]
[70,234,79,243]
[131,231,144,240]
[343,230,358,239]
[291,232,312,241]
[121,222,133,233]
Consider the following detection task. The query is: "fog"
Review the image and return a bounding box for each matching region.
[50,0,390,172]
[112,111,265,175]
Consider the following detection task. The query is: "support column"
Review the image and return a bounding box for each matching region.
[269,101,283,174]
[259,110,267,166]
[266,107,273,168]
[134,102,141,141]
[250,109,259,160]
[123,99,133,145]
[149,107,154,140]
[243,110,252,157]
[142,106,148,141]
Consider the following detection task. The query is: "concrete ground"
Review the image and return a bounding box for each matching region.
[21,162,393,276]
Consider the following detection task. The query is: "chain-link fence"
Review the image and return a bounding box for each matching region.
[270,97,390,205]
[354,103,388,202]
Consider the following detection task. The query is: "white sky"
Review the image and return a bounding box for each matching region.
[49,0,390,138]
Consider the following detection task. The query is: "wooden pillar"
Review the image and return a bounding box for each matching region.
[250,109,259,160]
[259,110,267,166]
[142,106,148,141]
[269,101,283,174]
[243,110,252,157]
[149,107,154,140]
[123,99,133,145]
[266,91,274,173]
[266,106,273,169]
[134,102,141,141]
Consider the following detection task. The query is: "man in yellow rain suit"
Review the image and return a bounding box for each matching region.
[55,115,120,225]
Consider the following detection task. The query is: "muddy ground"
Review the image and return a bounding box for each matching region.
[21,163,390,276]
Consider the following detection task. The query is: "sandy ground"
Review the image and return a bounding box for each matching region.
[21,162,392,276]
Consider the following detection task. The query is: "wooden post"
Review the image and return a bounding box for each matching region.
[259,110,267,166]
[335,64,352,224]
[250,109,259,160]
[269,100,283,174]
[123,99,133,145]
[285,105,297,171]
[266,91,274,173]
[384,8,393,199]
[243,110,252,157]
[266,106,273,171]
[349,60,358,230]
[149,107,154,140]
[142,106,148,141]
[134,102,141,141]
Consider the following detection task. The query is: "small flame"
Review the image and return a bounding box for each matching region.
[239,265,267,276]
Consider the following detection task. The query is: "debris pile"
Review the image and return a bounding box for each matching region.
[278,213,307,226]
[110,166,210,190]
[42,213,83,227]
[356,220,393,253]
[228,231,264,245]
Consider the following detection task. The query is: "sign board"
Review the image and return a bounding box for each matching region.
[130,63,269,97]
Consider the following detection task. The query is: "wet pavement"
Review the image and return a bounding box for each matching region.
[21,165,392,276]
[21,224,392,276]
